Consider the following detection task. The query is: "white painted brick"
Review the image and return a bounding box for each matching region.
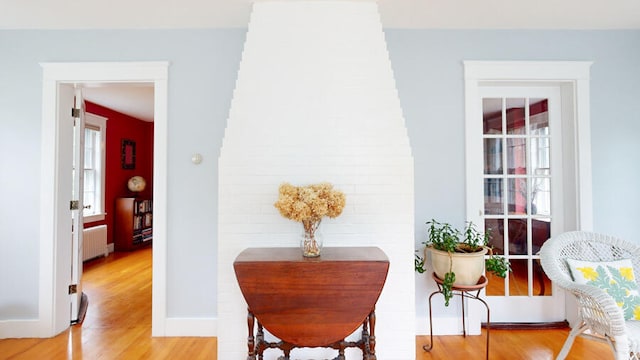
[218,2,414,359]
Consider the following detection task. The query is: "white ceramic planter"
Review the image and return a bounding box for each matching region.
[427,246,488,286]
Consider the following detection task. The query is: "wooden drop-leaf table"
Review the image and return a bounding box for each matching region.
[234,247,389,360]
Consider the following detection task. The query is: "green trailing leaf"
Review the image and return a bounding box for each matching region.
[485,254,511,278]
[442,272,456,306]
[415,251,426,274]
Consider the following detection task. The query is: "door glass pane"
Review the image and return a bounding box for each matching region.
[509,259,528,296]
[507,138,526,174]
[531,219,551,254]
[531,178,550,216]
[508,219,527,255]
[507,178,527,215]
[483,98,502,134]
[506,98,526,135]
[484,138,502,174]
[484,178,503,215]
[485,218,504,254]
[531,137,550,175]
[529,98,549,135]
[534,260,552,296]
[486,272,505,296]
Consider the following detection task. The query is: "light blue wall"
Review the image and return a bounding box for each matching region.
[1,29,639,322]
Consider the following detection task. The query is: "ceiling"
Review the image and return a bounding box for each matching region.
[3,0,640,29]
[83,84,155,122]
[9,0,638,122]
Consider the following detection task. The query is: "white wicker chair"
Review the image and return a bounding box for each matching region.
[539,231,640,360]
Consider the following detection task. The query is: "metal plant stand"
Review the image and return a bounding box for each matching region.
[423,272,491,360]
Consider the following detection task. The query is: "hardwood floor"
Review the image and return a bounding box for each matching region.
[0,248,216,359]
[416,330,612,360]
[0,247,614,359]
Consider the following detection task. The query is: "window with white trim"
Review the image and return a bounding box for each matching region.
[83,113,107,222]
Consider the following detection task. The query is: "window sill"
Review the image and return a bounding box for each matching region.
[84,213,106,223]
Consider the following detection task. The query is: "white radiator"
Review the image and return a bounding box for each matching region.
[83,225,108,261]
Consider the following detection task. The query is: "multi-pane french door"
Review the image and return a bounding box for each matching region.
[474,86,565,322]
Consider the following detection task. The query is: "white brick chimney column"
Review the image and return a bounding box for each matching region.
[218,1,415,359]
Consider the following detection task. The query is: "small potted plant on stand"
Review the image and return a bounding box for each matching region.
[415,219,510,305]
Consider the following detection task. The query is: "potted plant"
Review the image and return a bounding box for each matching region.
[415,219,510,306]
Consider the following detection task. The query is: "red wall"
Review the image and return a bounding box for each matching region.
[84,101,154,247]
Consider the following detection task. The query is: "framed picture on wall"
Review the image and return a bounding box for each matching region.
[121,139,136,169]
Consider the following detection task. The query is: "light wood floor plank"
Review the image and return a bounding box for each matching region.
[0,247,614,359]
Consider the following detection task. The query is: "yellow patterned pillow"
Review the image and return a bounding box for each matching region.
[566,258,640,320]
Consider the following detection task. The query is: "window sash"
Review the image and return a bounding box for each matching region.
[83,115,106,221]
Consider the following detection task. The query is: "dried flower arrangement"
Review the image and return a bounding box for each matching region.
[274,182,346,257]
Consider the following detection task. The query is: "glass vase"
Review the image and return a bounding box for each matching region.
[301,220,323,257]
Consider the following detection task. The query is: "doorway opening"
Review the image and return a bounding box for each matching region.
[39,62,168,337]
[79,84,155,326]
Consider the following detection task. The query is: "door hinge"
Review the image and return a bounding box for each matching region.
[71,107,80,118]
[70,200,79,210]
[69,284,78,295]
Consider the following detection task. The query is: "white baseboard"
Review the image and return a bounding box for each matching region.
[107,242,114,253]
[0,319,50,339]
[416,315,482,336]
[163,317,217,337]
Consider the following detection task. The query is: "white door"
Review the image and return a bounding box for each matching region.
[472,85,565,322]
[70,87,85,324]
[56,83,79,324]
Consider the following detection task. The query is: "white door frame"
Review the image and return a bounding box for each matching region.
[464,60,593,231]
[39,62,169,337]
[463,60,593,326]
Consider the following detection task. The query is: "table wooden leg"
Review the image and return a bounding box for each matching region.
[360,317,369,360]
[368,309,377,360]
[246,309,381,360]
[247,310,256,360]
[257,322,264,360]
[337,343,346,360]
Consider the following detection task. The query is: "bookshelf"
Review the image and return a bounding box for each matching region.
[115,197,153,251]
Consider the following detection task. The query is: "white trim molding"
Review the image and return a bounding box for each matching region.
[463,60,593,329]
[35,62,169,338]
[163,317,218,337]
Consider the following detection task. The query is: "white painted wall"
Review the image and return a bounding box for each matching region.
[217,2,414,359]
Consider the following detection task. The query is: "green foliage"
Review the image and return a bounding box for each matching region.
[462,221,489,251]
[426,220,460,253]
[442,272,456,306]
[415,219,511,306]
[415,251,426,273]
[485,254,510,278]
[425,219,488,253]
